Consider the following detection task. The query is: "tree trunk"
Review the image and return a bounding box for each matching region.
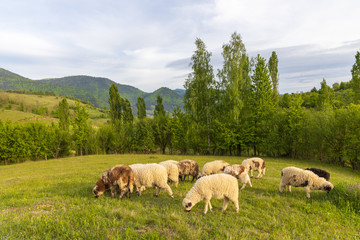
[237,143,241,156]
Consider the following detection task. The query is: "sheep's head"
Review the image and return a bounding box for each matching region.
[322,182,334,193]
[182,198,193,212]
[93,178,107,198]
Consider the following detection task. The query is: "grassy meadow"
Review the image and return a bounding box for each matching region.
[0,91,108,127]
[1,155,360,239]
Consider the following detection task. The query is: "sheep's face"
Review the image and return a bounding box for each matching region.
[93,179,106,198]
[182,198,193,212]
[322,183,334,193]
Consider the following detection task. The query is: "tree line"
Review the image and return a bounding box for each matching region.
[1,32,360,169]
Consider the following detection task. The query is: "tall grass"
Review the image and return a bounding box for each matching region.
[1,155,360,239]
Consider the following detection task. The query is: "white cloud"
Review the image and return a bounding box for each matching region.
[0,0,359,93]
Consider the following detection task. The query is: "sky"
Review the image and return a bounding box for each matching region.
[1,0,360,94]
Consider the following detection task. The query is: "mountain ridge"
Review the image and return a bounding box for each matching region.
[0,68,184,113]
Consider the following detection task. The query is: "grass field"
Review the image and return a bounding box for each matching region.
[1,155,360,239]
[0,91,108,127]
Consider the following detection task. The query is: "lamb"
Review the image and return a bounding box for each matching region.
[305,168,330,181]
[224,164,252,190]
[279,166,334,198]
[197,160,229,179]
[159,161,179,187]
[92,164,134,199]
[132,163,174,198]
[182,173,239,214]
[241,157,266,178]
[177,159,199,182]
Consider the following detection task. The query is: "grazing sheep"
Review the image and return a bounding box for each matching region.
[197,160,229,179]
[93,164,134,199]
[159,162,179,187]
[305,168,330,181]
[241,157,266,178]
[224,164,252,190]
[129,163,145,169]
[132,163,174,198]
[279,166,334,198]
[159,160,179,165]
[182,173,239,214]
[177,159,199,182]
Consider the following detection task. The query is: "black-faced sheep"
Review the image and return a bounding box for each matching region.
[279,166,334,198]
[93,164,134,199]
[182,173,239,214]
[177,159,199,182]
[159,161,179,187]
[305,168,330,181]
[223,164,252,190]
[132,163,174,198]
[197,160,229,179]
[241,157,266,178]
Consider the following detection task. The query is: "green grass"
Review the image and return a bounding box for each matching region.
[1,155,360,239]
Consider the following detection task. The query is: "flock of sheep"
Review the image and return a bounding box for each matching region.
[92,158,334,214]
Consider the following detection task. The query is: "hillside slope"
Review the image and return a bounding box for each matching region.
[0,68,184,113]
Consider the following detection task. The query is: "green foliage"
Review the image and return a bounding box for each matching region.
[58,98,70,131]
[72,101,90,156]
[268,51,279,104]
[137,96,146,119]
[351,51,360,103]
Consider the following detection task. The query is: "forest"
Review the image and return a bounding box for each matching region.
[1,32,359,170]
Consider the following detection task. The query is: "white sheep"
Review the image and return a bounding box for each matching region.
[182,173,239,214]
[159,160,179,165]
[159,161,179,187]
[279,166,334,198]
[241,157,266,178]
[132,163,174,198]
[224,164,252,190]
[197,160,229,179]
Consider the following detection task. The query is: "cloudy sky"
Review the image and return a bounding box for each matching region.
[1,0,359,93]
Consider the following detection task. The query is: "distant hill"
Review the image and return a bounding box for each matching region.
[0,68,184,114]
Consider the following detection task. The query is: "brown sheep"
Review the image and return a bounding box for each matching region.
[177,159,199,182]
[93,164,134,199]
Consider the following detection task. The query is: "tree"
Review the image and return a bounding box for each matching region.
[58,98,70,131]
[217,32,249,121]
[250,54,274,155]
[137,96,146,119]
[154,95,165,117]
[318,79,334,109]
[72,101,90,156]
[184,38,215,154]
[351,51,360,103]
[153,96,170,154]
[108,84,122,126]
[268,51,279,104]
[122,98,133,123]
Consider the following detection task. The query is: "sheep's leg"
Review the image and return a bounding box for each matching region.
[204,199,210,214]
[248,179,252,188]
[137,186,142,196]
[279,182,285,193]
[191,175,196,182]
[119,188,126,199]
[208,200,212,211]
[155,186,161,197]
[222,198,229,212]
[304,187,311,198]
[240,183,246,190]
[288,185,291,192]
[110,186,117,198]
[163,183,174,198]
[233,200,239,213]
[250,170,254,178]
[256,171,262,179]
